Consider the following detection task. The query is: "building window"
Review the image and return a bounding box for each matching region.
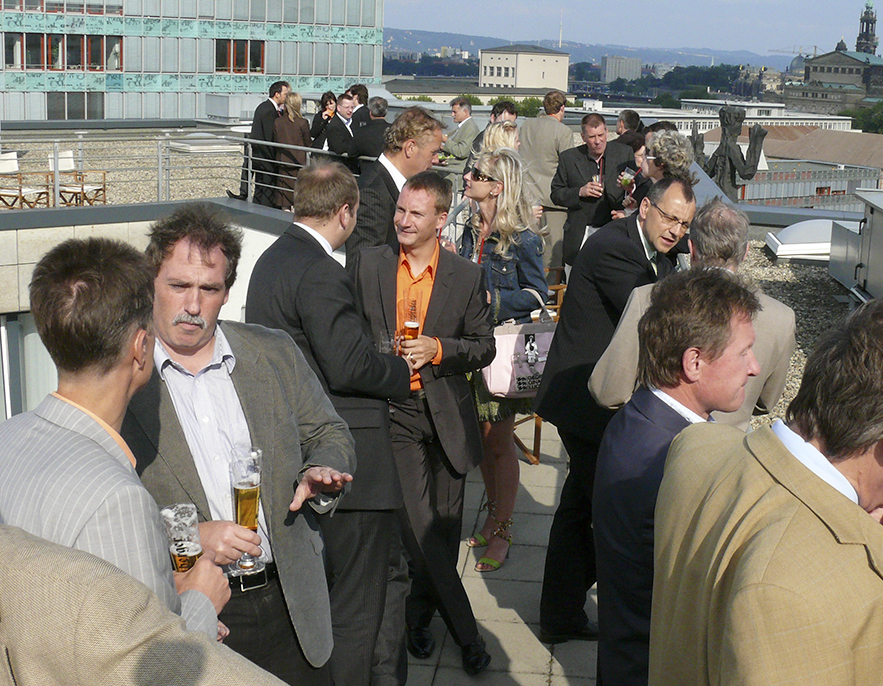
[67,34,84,69]
[216,39,264,73]
[4,34,22,68]
[47,34,63,69]
[47,91,104,120]
[87,35,103,70]
[512,67,515,79]
[816,186,831,195]
[25,34,44,69]
[24,0,43,8]
[504,66,509,77]
[496,66,501,76]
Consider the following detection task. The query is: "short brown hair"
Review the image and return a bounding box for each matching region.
[787,300,883,460]
[638,268,760,390]
[581,113,606,130]
[293,161,359,221]
[384,107,443,155]
[403,171,452,215]
[145,203,242,290]
[347,83,369,105]
[30,238,153,374]
[543,90,566,114]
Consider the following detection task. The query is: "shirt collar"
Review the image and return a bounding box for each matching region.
[294,221,334,257]
[337,112,351,126]
[457,116,472,128]
[155,325,236,379]
[771,420,859,504]
[398,239,440,279]
[651,387,708,425]
[636,216,658,264]
[379,153,407,192]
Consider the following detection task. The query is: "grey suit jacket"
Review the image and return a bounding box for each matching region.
[0,393,216,637]
[443,117,480,160]
[0,525,286,686]
[352,245,495,475]
[519,114,576,208]
[121,320,356,668]
[590,284,796,430]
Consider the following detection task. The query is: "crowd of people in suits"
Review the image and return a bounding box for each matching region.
[4,87,883,686]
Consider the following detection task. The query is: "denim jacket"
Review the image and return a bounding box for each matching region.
[460,220,546,325]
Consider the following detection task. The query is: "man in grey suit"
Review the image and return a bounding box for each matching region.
[352,172,496,676]
[120,204,355,686]
[519,90,576,274]
[0,524,286,685]
[441,96,480,174]
[0,237,229,640]
[590,198,796,430]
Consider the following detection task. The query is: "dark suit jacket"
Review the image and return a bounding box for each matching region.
[351,105,371,129]
[121,321,355,668]
[534,214,671,436]
[550,140,634,265]
[593,388,691,686]
[311,111,332,149]
[249,99,279,163]
[352,245,496,475]
[349,119,390,173]
[245,225,411,511]
[325,114,359,173]
[346,159,400,261]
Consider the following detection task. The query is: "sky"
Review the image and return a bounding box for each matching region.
[382,0,865,57]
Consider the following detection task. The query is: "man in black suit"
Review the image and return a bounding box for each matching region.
[550,112,634,266]
[352,172,495,676]
[349,96,391,174]
[347,84,371,129]
[345,107,444,260]
[534,177,696,645]
[593,268,760,686]
[228,80,289,206]
[245,162,412,686]
[325,92,359,174]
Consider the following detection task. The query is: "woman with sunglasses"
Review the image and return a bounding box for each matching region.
[460,146,546,572]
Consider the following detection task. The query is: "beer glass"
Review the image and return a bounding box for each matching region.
[400,289,422,341]
[160,503,203,572]
[229,447,265,575]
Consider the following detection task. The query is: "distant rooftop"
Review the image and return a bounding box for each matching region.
[480,44,568,55]
[382,77,557,97]
[810,49,883,66]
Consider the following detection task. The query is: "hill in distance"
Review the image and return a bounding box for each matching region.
[383,27,795,72]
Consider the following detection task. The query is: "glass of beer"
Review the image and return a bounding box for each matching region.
[229,447,265,575]
[160,503,203,572]
[400,289,422,342]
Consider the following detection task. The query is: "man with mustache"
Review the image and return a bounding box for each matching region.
[121,203,355,686]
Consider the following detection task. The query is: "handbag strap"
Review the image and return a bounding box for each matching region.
[523,288,554,323]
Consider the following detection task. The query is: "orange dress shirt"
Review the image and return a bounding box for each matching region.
[397,241,444,390]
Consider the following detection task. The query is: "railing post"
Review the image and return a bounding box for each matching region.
[245,141,253,198]
[156,138,164,202]
[164,133,172,201]
[51,141,60,207]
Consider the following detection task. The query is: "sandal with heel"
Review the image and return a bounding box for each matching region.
[475,518,513,573]
[466,498,496,548]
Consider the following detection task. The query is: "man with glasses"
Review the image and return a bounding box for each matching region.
[534,177,696,646]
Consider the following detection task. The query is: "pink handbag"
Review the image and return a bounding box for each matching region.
[481,290,556,399]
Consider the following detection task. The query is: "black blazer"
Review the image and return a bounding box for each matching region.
[325,115,359,173]
[352,245,496,476]
[249,98,279,162]
[534,213,671,436]
[592,387,691,686]
[550,140,634,265]
[349,119,391,173]
[346,160,400,263]
[245,225,411,510]
[311,110,332,149]
[351,106,371,129]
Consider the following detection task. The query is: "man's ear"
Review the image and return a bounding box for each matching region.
[681,346,702,383]
[132,328,151,372]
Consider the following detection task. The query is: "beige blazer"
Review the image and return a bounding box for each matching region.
[649,423,883,686]
[519,114,576,208]
[0,525,286,685]
[589,284,795,430]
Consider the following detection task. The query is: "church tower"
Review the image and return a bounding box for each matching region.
[857,0,879,54]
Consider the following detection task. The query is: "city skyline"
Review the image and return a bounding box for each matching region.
[383,0,867,58]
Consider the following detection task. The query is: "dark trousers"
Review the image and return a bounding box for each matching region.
[539,414,613,633]
[390,395,480,649]
[371,531,410,686]
[252,158,278,208]
[319,509,396,686]
[220,576,330,686]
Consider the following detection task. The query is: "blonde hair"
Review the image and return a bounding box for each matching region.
[285,92,303,121]
[473,147,539,255]
[481,121,518,153]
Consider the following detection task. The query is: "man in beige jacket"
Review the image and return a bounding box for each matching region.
[649,300,883,686]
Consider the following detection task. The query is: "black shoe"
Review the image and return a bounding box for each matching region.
[539,619,599,644]
[461,636,491,676]
[406,626,435,659]
[226,189,247,200]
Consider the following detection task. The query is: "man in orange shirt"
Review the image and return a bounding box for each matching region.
[352,171,496,676]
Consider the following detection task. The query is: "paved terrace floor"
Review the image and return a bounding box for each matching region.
[406,420,597,686]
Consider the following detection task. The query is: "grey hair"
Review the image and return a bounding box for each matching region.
[690,197,750,269]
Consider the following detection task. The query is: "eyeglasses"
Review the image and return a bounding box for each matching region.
[649,200,691,233]
[468,166,497,183]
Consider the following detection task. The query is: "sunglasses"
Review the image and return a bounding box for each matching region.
[468,166,497,183]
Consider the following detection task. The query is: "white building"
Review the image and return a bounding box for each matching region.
[478,44,568,91]
[601,55,641,83]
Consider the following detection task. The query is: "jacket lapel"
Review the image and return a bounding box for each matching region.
[221,323,276,516]
[747,426,883,581]
[421,247,455,336]
[378,247,398,335]
[625,214,660,281]
[128,371,212,517]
